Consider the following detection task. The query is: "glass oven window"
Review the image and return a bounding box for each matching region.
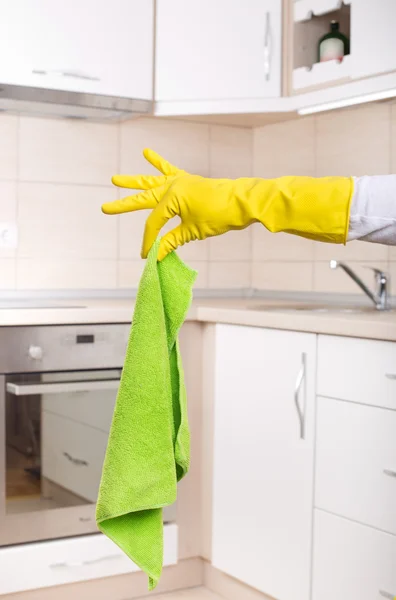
[5,369,120,515]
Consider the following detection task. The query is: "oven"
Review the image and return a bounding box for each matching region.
[0,324,176,546]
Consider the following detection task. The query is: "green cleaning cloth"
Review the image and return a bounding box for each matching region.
[96,240,197,590]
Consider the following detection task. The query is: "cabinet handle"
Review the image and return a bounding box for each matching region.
[32,69,100,82]
[63,451,88,467]
[385,373,396,380]
[294,353,307,440]
[7,378,120,396]
[383,468,396,478]
[50,554,121,569]
[264,11,271,81]
[379,591,395,599]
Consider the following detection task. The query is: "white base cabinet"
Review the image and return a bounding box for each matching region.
[0,525,178,595]
[316,396,396,536]
[312,510,396,600]
[211,326,396,600]
[212,324,316,600]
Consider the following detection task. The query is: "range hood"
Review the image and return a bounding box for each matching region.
[0,84,152,121]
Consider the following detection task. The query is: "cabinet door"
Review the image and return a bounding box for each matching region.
[316,397,396,536]
[352,0,396,79]
[155,0,282,102]
[312,510,396,600]
[212,325,316,600]
[42,412,108,502]
[0,0,153,99]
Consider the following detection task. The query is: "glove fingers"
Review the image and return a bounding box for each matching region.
[157,225,191,261]
[111,174,168,190]
[101,186,166,215]
[141,197,179,258]
[143,148,182,176]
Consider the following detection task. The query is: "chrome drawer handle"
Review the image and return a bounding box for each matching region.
[7,378,120,396]
[385,373,396,380]
[50,554,120,569]
[294,353,307,440]
[32,68,100,81]
[379,591,395,599]
[63,452,88,467]
[383,468,396,478]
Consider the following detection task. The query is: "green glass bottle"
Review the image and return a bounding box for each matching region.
[318,20,350,63]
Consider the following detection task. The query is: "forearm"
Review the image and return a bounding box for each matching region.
[347,175,396,245]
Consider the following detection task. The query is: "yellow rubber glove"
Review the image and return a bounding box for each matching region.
[102,148,354,261]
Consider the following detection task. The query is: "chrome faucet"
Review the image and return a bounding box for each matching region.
[330,260,390,311]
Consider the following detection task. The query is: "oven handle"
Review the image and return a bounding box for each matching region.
[6,379,121,396]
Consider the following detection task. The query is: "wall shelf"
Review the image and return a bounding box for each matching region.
[293,1,351,91]
[293,55,352,91]
[294,0,351,23]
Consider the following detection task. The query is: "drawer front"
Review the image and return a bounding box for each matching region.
[42,412,108,503]
[318,335,396,410]
[0,525,178,594]
[42,389,116,433]
[316,397,396,535]
[312,510,396,600]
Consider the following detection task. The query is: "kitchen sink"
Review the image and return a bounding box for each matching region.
[248,304,395,314]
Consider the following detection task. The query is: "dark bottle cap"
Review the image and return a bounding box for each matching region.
[330,20,340,31]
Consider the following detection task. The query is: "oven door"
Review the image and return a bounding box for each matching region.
[0,369,121,545]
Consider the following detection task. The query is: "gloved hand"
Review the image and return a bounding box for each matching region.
[102,148,354,261]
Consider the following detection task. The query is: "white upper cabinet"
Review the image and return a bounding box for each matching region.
[293,0,396,91]
[352,0,396,79]
[155,0,282,102]
[0,0,154,99]
[212,325,316,600]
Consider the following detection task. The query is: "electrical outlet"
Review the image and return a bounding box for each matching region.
[0,222,18,248]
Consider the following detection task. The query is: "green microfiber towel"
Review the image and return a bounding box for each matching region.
[96,240,197,590]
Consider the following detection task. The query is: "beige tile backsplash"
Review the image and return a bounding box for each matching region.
[19,117,119,185]
[313,238,388,262]
[252,103,393,294]
[210,229,251,262]
[117,260,146,289]
[253,117,316,178]
[17,183,117,260]
[120,119,210,176]
[0,181,17,259]
[16,258,117,290]
[391,104,396,174]
[252,226,315,262]
[252,261,314,292]
[0,102,393,293]
[0,115,238,290]
[208,261,250,289]
[313,261,389,294]
[0,115,18,180]
[118,208,150,260]
[315,103,391,177]
[209,125,252,178]
[0,259,16,289]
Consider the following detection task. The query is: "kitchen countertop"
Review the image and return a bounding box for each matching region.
[1,297,396,341]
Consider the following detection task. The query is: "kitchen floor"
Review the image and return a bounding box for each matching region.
[6,446,40,498]
[153,589,223,600]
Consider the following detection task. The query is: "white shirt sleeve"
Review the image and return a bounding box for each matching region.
[347,175,396,245]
